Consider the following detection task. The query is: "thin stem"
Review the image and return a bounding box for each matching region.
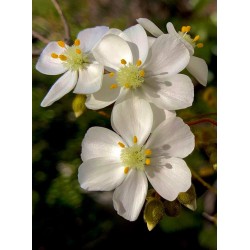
[32,30,50,44]
[186,118,217,126]
[191,169,217,194]
[202,212,217,225]
[183,112,217,120]
[51,0,71,44]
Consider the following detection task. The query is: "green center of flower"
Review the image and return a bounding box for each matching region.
[116,59,145,89]
[51,39,89,71]
[178,26,204,49]
[118,136,152,174]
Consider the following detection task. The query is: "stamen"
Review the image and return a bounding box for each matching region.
[124,83,130,88]
[59,54,67,61]
[181,26,191,33]
[193,35,200,42]
[139,70,145,77]
[136,60,142,67]
[196,43,204,48]
[121,59,127,65]
[186,26,191,32]
[145,149,152,156]
[118,142,125,148]
[109,72,115,78]
[74,39,80,46]
[57,40,65,48]
[145,159,151,165]
[75,48,81,54]
[133,136,138,144]
[51,53,58,59]
[124,167,130,174]
[110,84,118,89]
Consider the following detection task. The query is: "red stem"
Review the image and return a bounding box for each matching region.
[186,118,217,126]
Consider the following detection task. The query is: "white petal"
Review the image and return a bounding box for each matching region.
[111,94,153,146]
[143,74,194,110]
[150,103,176,131]
[41,71,77,107]
[77,26,109,52]
[136,18,164,37]
[36,42,67,75]
[145,157,191,201]
[144,34,190,76]
[148,36,156,48]
[146,117,194,158]
[166,22,194,55]
[81,127,126,161]
[78,157,125,191]
[92,34,133,71]
[85,74,121,110]
[73,64,104,94]
[120,24,149,65]
[186,56,208,86]
[113,170,148,221]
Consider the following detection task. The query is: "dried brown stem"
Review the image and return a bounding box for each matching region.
[51,0,71,44]
[32,30,50,44]
[186,118,217,126]
[191,169,217,194]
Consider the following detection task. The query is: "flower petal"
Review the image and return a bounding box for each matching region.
[186,56,208,86]
[41,71,77,107]
[85,74,121,110]
[146,117,194,158]
[73,64,104,94]
[81,127,126,161]
[150,103,176,131]
[144,34,190,76]
[136,18,164,37]
[120,24,149,65]
[36,42,67,75]
[113,170,148,221]
[78,157,125,191]
[77,26,109,52]
[111,94,153,146]
[166,22,194,55]
[145,157,191,201]
[92,34,133,71]
[143,74,194,110]
[148,36,156,48]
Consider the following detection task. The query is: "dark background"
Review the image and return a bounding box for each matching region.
[33,0,217,249]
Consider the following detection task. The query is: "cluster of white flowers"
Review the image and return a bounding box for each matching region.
[36,18,208,222]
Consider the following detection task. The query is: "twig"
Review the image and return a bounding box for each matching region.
[51,0,71,44]
[32,49,42,58]
[32,30,50,44]
[186,118,217,126]
[183,112,217,120]
[202,212,217,225]
[191,169,217,194]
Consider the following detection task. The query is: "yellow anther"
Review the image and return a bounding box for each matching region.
[193,35,200,42]
[197,43,204,48]
[110,84,118,89]
[57,40,65,48]
[51,53,58,59]
[74,39,80,46]
[109,72,115,78]
[75,48,81,54]
[186,26,191,32]
[136,60,142,67]
[124,83,130,88]
[118,142,125,148]
[139,70,145,77]
[124,167,130,174]
[59,54,67,61]
[145,149,152,156]
[121,59,127,65]
[133,136,138,144]
[145,159,151,165]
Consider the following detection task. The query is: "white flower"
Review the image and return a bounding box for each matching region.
[36,26,109,107]
[137,18,208,86]
[78,97,194,221]
[85,24,194,111]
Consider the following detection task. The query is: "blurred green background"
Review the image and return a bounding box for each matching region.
[32,0,217,249]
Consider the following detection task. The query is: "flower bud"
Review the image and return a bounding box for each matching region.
[164,199,181,217]
[72,94,86,118]
[144,198,165,231]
